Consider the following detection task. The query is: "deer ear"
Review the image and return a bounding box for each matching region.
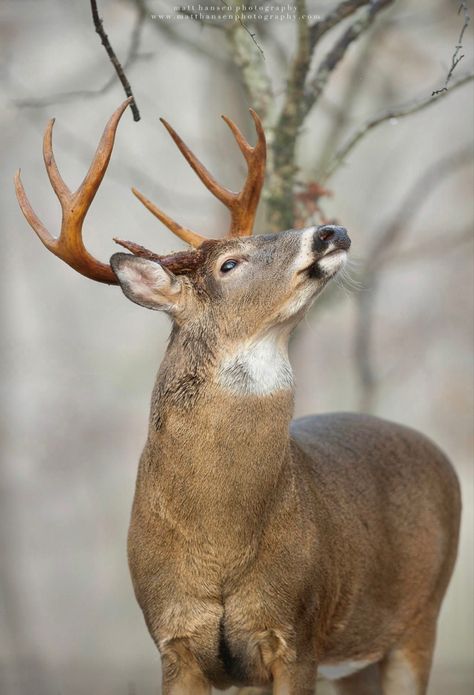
[110,253,184,312]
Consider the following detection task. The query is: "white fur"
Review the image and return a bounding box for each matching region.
[319,659,374,680]
[382,651,418,694]
[318,248,348,275]
[278,290,314,321]
[117,259,171,288]
[216,228,347,396]
[293,228,348,278]
[293,226,318,271]
[217,333,293,396]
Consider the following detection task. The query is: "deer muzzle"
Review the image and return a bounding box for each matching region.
[313,224,351,255]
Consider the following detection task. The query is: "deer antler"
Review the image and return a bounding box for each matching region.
[15,103,268,282]
[15,100,136,284]
[132,109,267,248]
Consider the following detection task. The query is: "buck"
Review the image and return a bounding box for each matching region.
[16,99,461,695]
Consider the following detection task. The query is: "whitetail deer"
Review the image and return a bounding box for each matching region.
[16,99,461,695]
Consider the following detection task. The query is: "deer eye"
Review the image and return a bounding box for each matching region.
[220,259,239,273]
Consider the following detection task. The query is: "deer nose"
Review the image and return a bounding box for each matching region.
[315,224,351,250]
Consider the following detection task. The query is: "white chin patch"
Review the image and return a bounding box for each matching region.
[318,250,347,276]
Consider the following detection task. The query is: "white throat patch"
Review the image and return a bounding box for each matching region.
[216,334,293,396]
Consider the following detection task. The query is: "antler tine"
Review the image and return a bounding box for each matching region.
[160,118,235,208]
[133,110,266,244]
[162,112,266,238]
[15,98,133,284]
[15,168,58,250]
[43,118,72,203]
[221,109,267,237]
[74,100,131,210]
[131,186,206,249]
[221,109,263,163]
[131,117,231,249]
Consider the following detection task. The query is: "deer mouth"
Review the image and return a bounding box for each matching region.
[301,249,347,280]
[299,247,348,278]
[324,248,348,258]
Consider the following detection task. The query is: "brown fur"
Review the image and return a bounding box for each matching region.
[110,227,461,694]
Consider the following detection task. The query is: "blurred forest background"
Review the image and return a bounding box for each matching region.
[0,0,473,693]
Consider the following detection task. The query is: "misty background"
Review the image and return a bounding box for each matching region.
[0,0,473,693]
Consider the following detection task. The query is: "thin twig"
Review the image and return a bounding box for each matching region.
[258,19,289,70]
[314,22,383,177]
[221,0,273,123]
[90,0,140,121]
[219,0,264,58]
[325,71,474,180]
[432,0,471,96]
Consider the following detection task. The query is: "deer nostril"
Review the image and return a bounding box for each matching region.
[317,225,337,242]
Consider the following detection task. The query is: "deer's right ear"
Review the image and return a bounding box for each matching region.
[110,253,185,313]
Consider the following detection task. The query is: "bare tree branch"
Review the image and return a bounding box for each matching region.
[265,0,395,231]
[226,0,274,123]
[225,23,273,123]
[177,0,266,55]
[309,0,371,50]
[303,0,396,117]
[220,0,264,57]
[90,0,140,120]
[266,0,311,230]
[314,22,384,178]
[432,0,471,96]
[325,71,474,180]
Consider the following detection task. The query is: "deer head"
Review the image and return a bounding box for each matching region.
[15,99,350,356]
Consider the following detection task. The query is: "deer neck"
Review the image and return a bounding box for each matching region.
[140,325,295,543]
